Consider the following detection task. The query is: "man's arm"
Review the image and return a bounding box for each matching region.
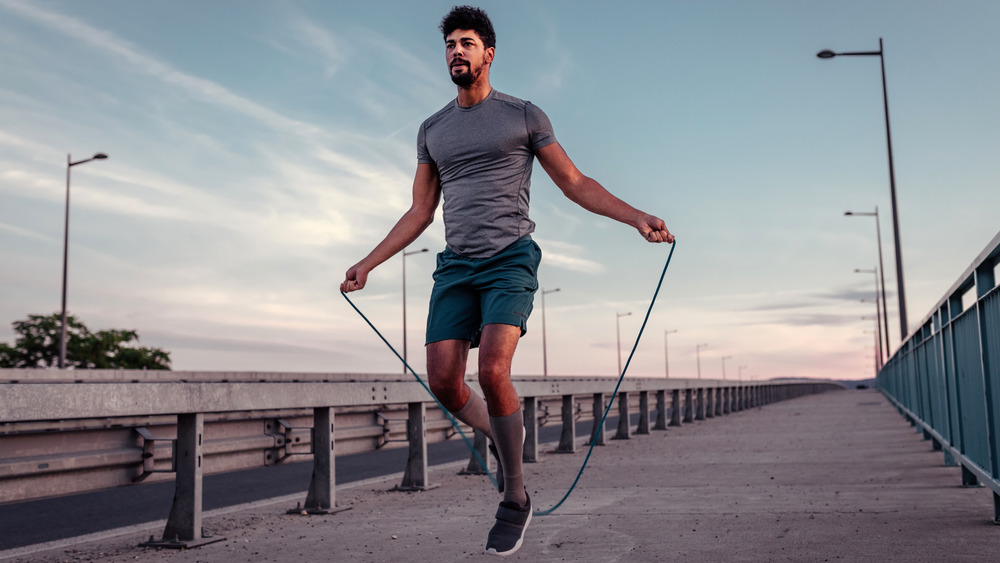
[340,163,442,293]
[535,142,674,243]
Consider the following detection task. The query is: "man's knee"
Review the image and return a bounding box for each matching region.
[428,374,469,411]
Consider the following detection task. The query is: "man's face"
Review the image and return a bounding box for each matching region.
[445,29,493,88]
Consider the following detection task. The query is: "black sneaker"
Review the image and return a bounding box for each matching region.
[484,494,532,557]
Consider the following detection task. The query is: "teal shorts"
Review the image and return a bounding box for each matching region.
[425,236,541,348]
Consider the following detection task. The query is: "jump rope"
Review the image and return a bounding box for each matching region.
[340,240,675,516]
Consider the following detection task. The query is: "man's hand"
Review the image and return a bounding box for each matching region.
[636,213,675,243]
[340,262,370,293]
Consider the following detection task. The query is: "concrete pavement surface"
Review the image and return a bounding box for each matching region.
[4,388,996,562]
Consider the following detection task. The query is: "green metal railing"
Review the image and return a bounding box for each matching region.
[878,229,1000,522]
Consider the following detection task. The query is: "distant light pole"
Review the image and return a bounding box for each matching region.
[663,329,678,378]
[845,208,891,354]
[695,343,708,379]
[819,39,908,338]
[738,364,748,382]
[541,288,560,377]
[721,355,732,380]
[616,311,632,375]
[861,298,883,369]
[402,247,428,375]
[861,316,880,375]
[856,267,883,367]
[59,152,108,369]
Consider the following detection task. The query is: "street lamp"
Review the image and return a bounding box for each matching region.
[59,152,108,369]
[845,208,891,354]
[663,329,678,378]
[615,311,632,376]
[861,298,884,369]
[819,39,909,338]
[541,288,560,377]
[402,247,429,375]
[861,315,880,375]
[695,343,708,379]
[721,355,732,380]
[856,268,883,367]
[738,364,747,382]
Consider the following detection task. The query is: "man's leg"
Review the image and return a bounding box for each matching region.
[427,339,493,438]
[479,323,527,507]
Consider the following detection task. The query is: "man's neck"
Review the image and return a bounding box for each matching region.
[456,78,492,107]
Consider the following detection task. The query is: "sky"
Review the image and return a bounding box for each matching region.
[1,0,998,382]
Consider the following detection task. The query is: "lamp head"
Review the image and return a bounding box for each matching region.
[93,153,108,159]
[817,50,836,59]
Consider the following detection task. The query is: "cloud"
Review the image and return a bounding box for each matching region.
[534,237,606,274]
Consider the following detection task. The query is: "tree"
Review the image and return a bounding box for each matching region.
[0,313,171,370]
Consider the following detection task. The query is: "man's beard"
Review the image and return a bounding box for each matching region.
[450,63,481,88]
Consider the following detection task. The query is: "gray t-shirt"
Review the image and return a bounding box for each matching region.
[417,89,557,258]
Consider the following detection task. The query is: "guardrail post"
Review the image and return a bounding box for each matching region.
[291,407,350,515]
[614,392,631,439]
[723,387,731,414]
[637,391,651,434]
[555,395,577,453]
[654,390,668,430]
[589,393,607,446]
[394,402,439,491]
[696,388,706,420]
[714,387,723,416]
[670,389,682,426]
[141,413,222,549]
[460,429,490,474]
[704,388,714,419]
[684,388,694,422]
[523,396,540,462]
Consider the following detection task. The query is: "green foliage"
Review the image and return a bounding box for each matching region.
[0,313,171,370]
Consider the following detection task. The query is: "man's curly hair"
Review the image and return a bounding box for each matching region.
[439,5,496,49]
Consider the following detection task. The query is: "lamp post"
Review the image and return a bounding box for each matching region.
[541,288,560,377]
[695,343,708,379]
[738,364,747,382]
[59,152,108,369]
[615,311,632,376]
[845,208,891,355]
[856,268,883,367]
[402,247,428,375]
[721,355,732,380]
[861,316,880,375]
[663,329,678,378]
[861,298,883,369]
[819,39,909,339]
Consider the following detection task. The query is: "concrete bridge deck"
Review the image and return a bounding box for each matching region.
[6,388,996,562]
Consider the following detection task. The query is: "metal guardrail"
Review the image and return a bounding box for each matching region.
[877,229,1000,522]
[0,370,841,548]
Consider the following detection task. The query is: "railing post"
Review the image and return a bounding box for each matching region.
[523,396,539,462]
[589,393,607,446]
[715,387,723,416]
[695,388,706,420]
[654,390,668,430]
[683,388,694,423]
[670,389,682,427]
[614,392,631,439]
[460,429,490,474]
[292,407,349,515]
[394,402,439,491]
[723,387,731,415]
[142,413,222,548]
[704,388,714,419]
[556,394,577,453]
[637,391,650,434]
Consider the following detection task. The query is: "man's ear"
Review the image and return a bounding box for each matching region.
[485,46,495,64]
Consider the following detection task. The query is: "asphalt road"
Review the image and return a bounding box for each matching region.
[1,416,623,550]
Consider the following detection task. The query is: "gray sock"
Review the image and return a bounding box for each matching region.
[454,391,493,439]
[490,409,527,506]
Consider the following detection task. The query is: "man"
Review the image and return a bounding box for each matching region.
[341,5,673,557]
